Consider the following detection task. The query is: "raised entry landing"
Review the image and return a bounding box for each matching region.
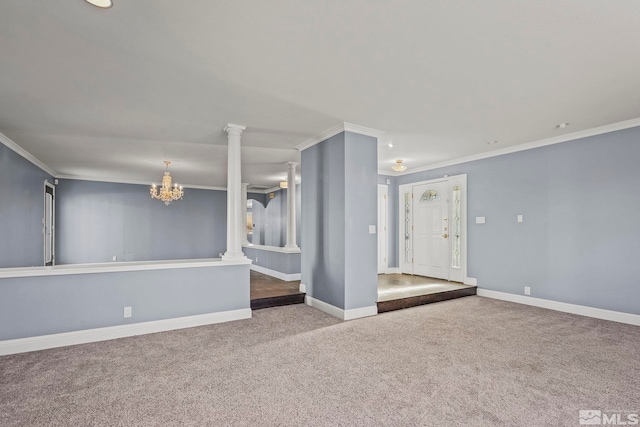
[378,274,476,313]
[250,271,476,312]
[250,270,304,310]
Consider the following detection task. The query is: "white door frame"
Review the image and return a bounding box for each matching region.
[398,174,467,282]
[43,180,55,266]
[377,184,389,273]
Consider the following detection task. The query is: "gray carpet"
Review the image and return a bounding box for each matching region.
[1,296,638,426]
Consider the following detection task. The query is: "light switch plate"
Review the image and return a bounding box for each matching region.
[369,225,376,234]
[517,214,523,223]
[475,217,486,224]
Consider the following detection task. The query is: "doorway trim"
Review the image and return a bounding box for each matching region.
[43,180,55,266]
[377,184,389,273]
[398,174,467,282]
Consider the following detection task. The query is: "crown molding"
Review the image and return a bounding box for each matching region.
[386,117,640,176]
[296,122,384,152]
[296,123,344,151]
[343,122,385,139]
[263,186,282,194]
[0,131,57,176]
[55,175,228,191]
[248,183,303,194]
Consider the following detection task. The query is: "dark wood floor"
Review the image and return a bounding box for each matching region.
[250,270,301,299]
[250,271,304,309]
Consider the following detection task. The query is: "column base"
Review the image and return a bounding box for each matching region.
[282,245,301,253]
[222,252,249,262]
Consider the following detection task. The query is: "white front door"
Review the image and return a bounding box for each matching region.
[377,184,388,273]
[413,180,449,279]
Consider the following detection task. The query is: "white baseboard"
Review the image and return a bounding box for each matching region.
[250,264,301,282]
[299,283,306,293]
[464,277,477,286]
[476,289,640,326]
[385,268,401,274]
[343,305,378,321]
[305,296,377,321]
[0,308,252,356]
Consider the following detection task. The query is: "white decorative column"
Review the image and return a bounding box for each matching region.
[222,123,248,261]
[284,161,300,251]
[241,182,249,246]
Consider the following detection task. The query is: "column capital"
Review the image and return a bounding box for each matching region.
[224,123,246,135]
[284,161,299,168]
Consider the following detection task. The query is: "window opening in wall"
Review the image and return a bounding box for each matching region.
[419,189,440,202]
[452,185,461,269]
[404,192,411,263]
[247,212,253,235]
[44,181,55,266]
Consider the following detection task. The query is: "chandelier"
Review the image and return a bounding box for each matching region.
[392,159,407,172]
[150,161,184,205]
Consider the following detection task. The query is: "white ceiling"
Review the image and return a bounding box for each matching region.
[1,1,640,188]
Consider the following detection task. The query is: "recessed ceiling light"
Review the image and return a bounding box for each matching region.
[487,140,498,145]
[556,122,570,129]
[387,142,394,148]
[84,0,113,8]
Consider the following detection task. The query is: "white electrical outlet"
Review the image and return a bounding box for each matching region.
[369,225,376,234]
[524,286,531,296]
[112,255,117,261]
[255,257,258,263]
[124,306,132,318]
[517,214,524,223]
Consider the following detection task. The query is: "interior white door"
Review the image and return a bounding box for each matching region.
[413,181,449,279]
[377,184,388,273]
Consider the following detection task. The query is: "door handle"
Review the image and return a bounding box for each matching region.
[443,233,448,238]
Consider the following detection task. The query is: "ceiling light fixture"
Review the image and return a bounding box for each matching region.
[150,161,184,205]
[556,122,570,129]
[387,142,394,148]
[487,140,498,145]
[84,0,113,8]
[392,159,407,172]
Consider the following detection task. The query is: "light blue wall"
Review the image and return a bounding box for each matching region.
[264,189,286,247]
[247,192,266,245]
[56,179,227,264]
[393,126,640,315]
[247,185,301,248]
[243,247,301,275]
[247,192,266,207]
[0,143,54,268]
[344,132,378,310]
[248,199,266,245]
[0,264,250,341]
[301,132,378,310]
[301,133,346,308]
